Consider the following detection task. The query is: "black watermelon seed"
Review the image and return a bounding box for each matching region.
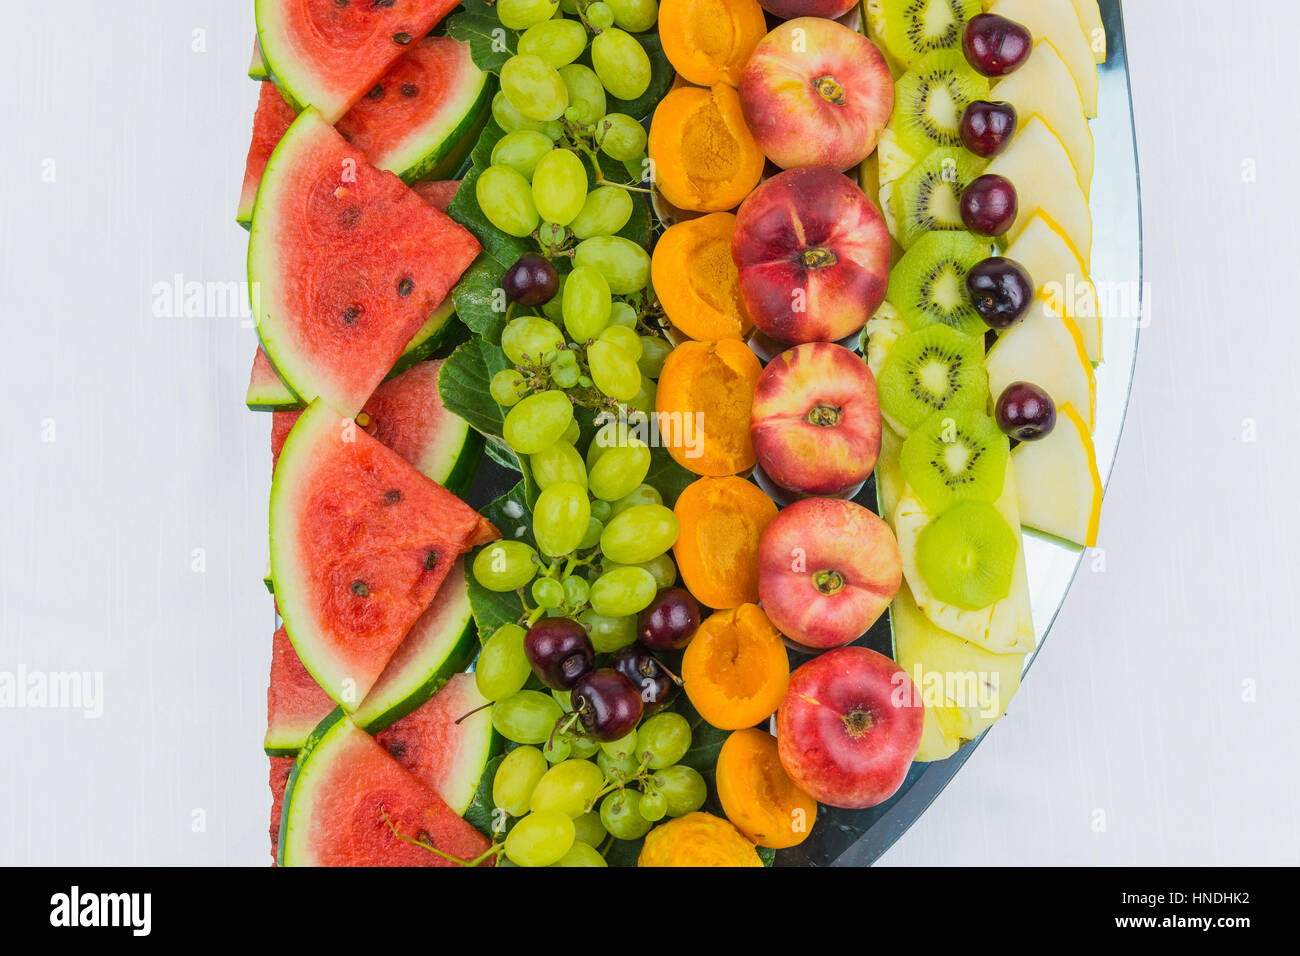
[334,0,349,6]
[341,205,361,228]
[367,84,385,100]
[375,0,396,7]
[417,830,431,845]
[383,488,402,505]
[393,32,412,45]
[401,83,418,97]
[397,277,414,297]
[386,740,406,757]
[424,550,439,571]
[342,305,362,325]
[351,580,370,597]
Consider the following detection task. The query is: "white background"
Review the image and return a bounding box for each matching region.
[1,1,1297,866]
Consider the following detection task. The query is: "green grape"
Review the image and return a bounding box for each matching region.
[573,810,607,847]
[609,482,663,516]
[473,540,539,591]
[552,841,608,867]
[625,377,656,415]
[503,389,574,455]
[606,0,658,32]
[586,418,633,468]
[502,315,566,365]
[598,324,643,360]
[493,91,564,138]
[497,0,560,30]
[477,165,539,238]
[591,29,651,101]
[560,0,580,13]
[490,368,527,407]
[599,790,653,840]
[588,566,658,616]
[599,729,639,760]
[577,608,637,653]
[531,148,588,226]
[537,220,568,249]
[551,350,581,388]
[608,301,638,329]
[570,734,601,760]
[517,18,587,67]
[492,690,565,745]
[588,340,642,401]
[505,810,575,867]
[532,576,565,608]
[569,186,634,240]
[493,746,550,816]
[596,748,639,783]
[501,54,570,122]
[586,1,615,29]
[475,623,532,700]
[598,113,647,162]
[562,419,582,444]
[533,480,592,557]
[635,712,691,769]
[562,574,590,606]
[557,64,607,127]
[490,130,555,180]
[562,265,612,342]
[637,789,667,822]
[541,272,566,323]
[530,440,587,490]
[529,758,606,817]
[589,498,613,523]
[574,236,652,294]
[600,504,679,564]
[653,765,708,817]
[587,439,651,502]
[577,516,604,550]
[639,552,677,589]
[637,335,672,378]
[542,733,572,764]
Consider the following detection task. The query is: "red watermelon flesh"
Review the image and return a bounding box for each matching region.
[410,179,460,211]
[249,110,479,419]
[360,360,463,483]
[269,399,497,709]
[270,409,301,474]
[269,755,295,863]
[256,0,460,125]
[237,81,297,225]
[266,626,335,755]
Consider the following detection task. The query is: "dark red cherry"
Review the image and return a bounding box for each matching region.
[610,644,678,712]
[996,382,1057,441]
[637,588,700,652]
[959,100,1018,158]
[960,174,1018,237]
[503,254,559,306]
[571,668,643,741]
[966,257,1034,330]
[963,13,1033,77]
[524,618,594,690]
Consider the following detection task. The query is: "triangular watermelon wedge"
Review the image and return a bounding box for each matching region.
[270,398,497,711]
[255,0,460,124]
[237,80,297,227]
[266,626,336,756]
[249,108,479,419]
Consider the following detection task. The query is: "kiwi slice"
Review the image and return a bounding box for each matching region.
[877,0,983,69]
[878,324,989,432]
[892,50,990,159]
[916,500,1018,610]
[900,409,1009,513]
[888,230,993,334]
[892,147,981,249]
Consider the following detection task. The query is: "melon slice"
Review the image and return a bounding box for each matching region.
[255,0,460,125]
[1003,211,1102,362]
[269,399,498,711]
[986,116,1093,266]
[279,709,493,867]
[985,303,1095,430]
[249,109,479,419]
[992,40,1094,190]
[1069,0,1107,64]
[375,673,499,814]
[269,755,295,863]
[248,347,300,411]
[1011,402,1102,546]
[352,559,477,732]
[988,0,1098,116]
[250,37,270,81]
[266,626,336,756]
[237,81,298,227]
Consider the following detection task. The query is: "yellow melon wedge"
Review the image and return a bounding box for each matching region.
[1003,210,1102,362]
[989,0,1097,117]
[986,301,1095,430]
[986,116,1093,267]
[1011,403,1102,547]
[993,40,1094,191]
[1069,0,1107,64]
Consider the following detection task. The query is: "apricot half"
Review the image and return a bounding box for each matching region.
[659,0,768,88]
[716,728,817,849]
[682,603,789,730]
[651,212,752,342]
[648,84,765,212]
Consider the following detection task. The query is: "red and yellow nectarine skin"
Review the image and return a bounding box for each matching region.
[731,167,890,345]
[750,342,882,496]
[757,496,900,649]
[776,647,923,810]
[739,18,894,172]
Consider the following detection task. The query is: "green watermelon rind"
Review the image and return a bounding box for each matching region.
[377,57,493,186]
[245,356,299,411]
[277,706,348,867]
[249,37,269,81]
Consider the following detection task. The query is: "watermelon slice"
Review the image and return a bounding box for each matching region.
[352,558,476,732]
[270,398,497,710]
[249,109,479,419]
[375,673,498,815]
[236,81,298,227]
[269,755,295,863]
[266,626,336,756]
[278,708,493,867]
[255,0,460,125]
[249,37,270,81]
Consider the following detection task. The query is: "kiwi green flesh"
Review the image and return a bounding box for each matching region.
[878,325,988,432]
[889,230,992,334]
[899,410,1009,514]
[893,50,990,158]
[880,0,984,68]
[916,499,1018,610]
[893,148,980,249]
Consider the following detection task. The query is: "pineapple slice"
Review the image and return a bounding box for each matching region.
[1011,403,1102,546]
[986,116,1093,266]
[989,0,1097,117]
[1004,210,1103,362]
[993,40,1095,190]
[985,302,1096,430]
[1069,0,1107,64]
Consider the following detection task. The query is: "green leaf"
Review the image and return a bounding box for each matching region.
[757,845,776,867]
[438,338,509,438]
[602,35,674,122]
[463,753,504,839]
[603,836,645,867]
[452,253,510,344]
[644,444,696,508]
[674,695,729,785]
[616,190,653,248]
[470,117,509,171]
[446,10,518,74]
[448,162,533,266]
[468,482,534,638]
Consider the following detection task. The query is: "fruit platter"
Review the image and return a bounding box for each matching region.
[238,0,1140,866]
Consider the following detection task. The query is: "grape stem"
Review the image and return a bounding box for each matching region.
[380,811,504,867]
[574,141,656,195]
